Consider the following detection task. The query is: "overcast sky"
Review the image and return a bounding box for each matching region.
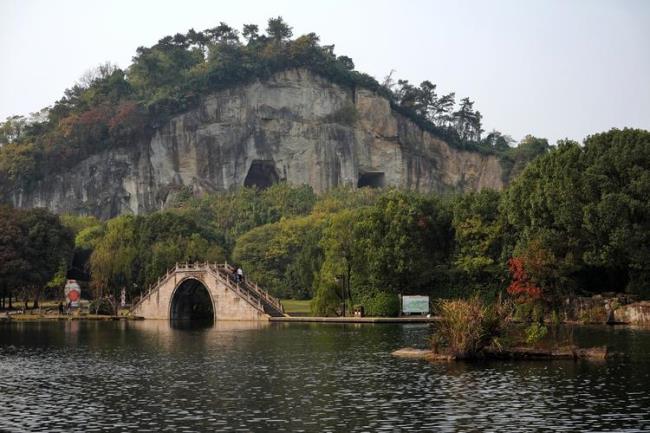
[1,0,648,144]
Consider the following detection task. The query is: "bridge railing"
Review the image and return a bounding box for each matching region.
[216,271,264,312]
[214,263,284,313]
[131,264,178,310]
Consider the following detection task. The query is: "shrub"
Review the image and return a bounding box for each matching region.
[524,322,548,345]
[324,103,358,125]
[359,291,399,317]
[550,310,561,326]
[513,300,545,323]
[432,296,511,358]
[513,302,533,322]
[531,302,545,323]
[89,298,114,315]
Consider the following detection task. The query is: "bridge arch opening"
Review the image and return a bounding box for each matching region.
[170,278,214,323]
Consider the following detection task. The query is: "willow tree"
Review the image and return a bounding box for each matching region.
[316,209,363,314]
[90,215,137,312]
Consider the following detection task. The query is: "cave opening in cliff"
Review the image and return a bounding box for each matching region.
[357,172,385,189]
[244,160,279,190]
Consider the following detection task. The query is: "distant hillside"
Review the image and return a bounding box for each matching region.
[0,17,546,217]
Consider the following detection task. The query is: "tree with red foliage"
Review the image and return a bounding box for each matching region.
[108,101,146,139]
[507,257,542,300]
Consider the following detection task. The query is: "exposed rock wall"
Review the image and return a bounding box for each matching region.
[616,302,650,325]
[10,69,504,219]
[564,294,650,325]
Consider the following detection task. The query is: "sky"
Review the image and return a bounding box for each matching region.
[1,0,649,144]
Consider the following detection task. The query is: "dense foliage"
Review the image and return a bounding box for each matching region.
[90,183,315,304]
[89,212,225,312]
[0,123,647,313]
[0,17,546,201]
[0,206,73,308]
[503,128,650,301]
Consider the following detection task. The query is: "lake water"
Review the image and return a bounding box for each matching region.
[1,321,649,432]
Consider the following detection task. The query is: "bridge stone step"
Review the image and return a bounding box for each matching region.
[211,264,285,317]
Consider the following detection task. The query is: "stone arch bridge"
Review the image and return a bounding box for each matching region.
[130,262,286,320]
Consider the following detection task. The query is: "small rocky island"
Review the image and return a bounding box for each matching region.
[392,297,619,362]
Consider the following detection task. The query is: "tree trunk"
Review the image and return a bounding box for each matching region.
[346,263,353,308]
[95,286,103,315]
[33,287,40,309]
[114,288,120,316]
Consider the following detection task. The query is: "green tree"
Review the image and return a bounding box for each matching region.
[502,128,650,299]
[451,190,505,294]
[0,206,26,308]
[502,139,587,301]
[176,183,316,255]
[453,97,483,141]
[500,135,550,181]
[90,216,138,311]
[242,24,259,43]
[357,190,453,294]
[0,115,28,145]
[266,16,293,42]
[233,215,323,298]
[20,208,74,308]
[580,129,650,295]
[316,209,363,313]
[0,207,74,308]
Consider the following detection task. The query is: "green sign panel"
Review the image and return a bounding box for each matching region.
[402,295,430,314]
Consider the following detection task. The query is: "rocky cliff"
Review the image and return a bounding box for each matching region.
[10,69,503,219]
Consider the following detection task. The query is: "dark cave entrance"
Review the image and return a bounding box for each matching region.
[357,172,385,189]
[244,160,279,189]
[170,279,214,322]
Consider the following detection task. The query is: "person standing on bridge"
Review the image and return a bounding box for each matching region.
[237,267,244,283]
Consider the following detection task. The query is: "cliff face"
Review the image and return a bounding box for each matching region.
[10,69,503,219]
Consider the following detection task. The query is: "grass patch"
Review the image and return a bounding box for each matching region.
[281,299,312,316]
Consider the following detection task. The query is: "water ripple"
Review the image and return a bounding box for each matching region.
[0,322,649,432]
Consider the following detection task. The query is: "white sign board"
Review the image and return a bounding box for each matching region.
[402,295,430,314]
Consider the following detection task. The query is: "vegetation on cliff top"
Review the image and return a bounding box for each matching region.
[0,17,546,197]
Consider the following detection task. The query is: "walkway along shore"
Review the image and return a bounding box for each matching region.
[269,316,440,323]
[1,312,438,323]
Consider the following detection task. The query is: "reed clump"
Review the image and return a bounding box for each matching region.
[432,296,512,359]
